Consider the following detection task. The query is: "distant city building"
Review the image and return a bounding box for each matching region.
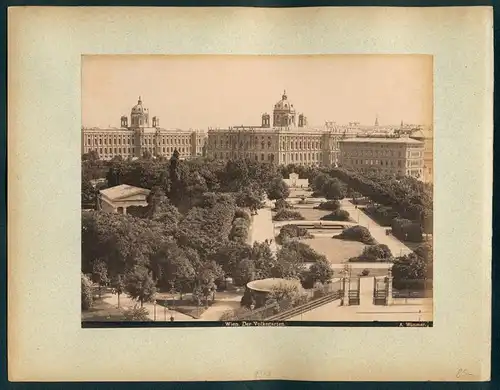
[98,184,150,214]
[339,137,424,179]
[409,126,433,183]
[81,97,207,160]
[206,90,356,166]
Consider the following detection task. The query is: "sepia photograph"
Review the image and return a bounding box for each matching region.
[81,55,434,327]
[8,6,492,381]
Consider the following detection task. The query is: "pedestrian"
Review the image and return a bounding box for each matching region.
[170,315,174,322]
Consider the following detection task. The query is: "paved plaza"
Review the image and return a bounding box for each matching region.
[289,276,432,322]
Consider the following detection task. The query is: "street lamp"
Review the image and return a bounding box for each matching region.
[153,299,157,321]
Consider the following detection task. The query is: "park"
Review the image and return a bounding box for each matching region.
[81,152,433,323]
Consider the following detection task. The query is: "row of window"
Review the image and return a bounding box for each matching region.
[288,152,322,162]
[343,149,404,158]
[86,136,199,146]
[86,146,191,155]
[211,140,325,151]
[344,159,403,167]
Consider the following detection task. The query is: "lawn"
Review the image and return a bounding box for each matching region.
[302,237,365,264]
[296,207,331,221]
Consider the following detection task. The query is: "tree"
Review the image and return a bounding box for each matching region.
[82,177,97,208]
[92,259,109,298]
[303,258,334,288]
[193,261,224,308]
[266,178,290,200]
[106,166,120,187]
[251,241,277,280]
[414,242,433,263]
[81,273,93,310]
[392,253,431,290]
[168,149,182,205]
[212,241,252,277]
[235,190,263,213]
[152,241,196,296]
[322,178,346,200]
[124,265,157,307]
[110,274,126,308]
[232,258,255,286]
[274,247,306,279]
[311,173,329,193]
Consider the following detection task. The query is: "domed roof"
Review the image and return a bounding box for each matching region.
[131,96,148,114]
[274,90,296,112]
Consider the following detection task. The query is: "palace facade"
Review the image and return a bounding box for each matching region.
[206,91,351,166]
[339,136,424,179]
[81,97,207,160]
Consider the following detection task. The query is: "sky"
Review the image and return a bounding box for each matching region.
[82,55,433,129]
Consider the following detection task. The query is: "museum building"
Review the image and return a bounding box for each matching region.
[81,97,207,160]
[205,90,351,167]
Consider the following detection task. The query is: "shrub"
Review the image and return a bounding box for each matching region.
[273,209,305,221]
[220,307,252,321]
[277,224,312,243]
[268,281,304,309]
[333,225,376,245]
[274,199,292,211]
[350,244,393,262]
[123,306,150,321]
[315,200,341,211]
[320,209,350,221]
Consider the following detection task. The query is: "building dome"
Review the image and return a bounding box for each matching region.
[129,96,150,127]
[131,96,148,114]
[274,90,296,112]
